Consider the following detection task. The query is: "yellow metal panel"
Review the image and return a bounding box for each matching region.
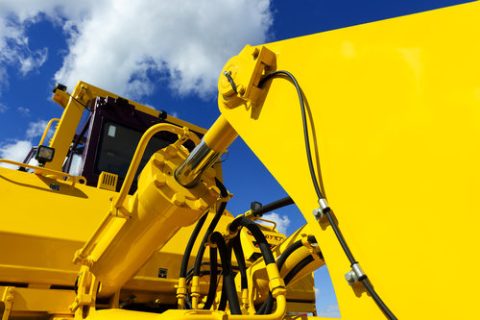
[0,167,113,241]
[219,2,480,319]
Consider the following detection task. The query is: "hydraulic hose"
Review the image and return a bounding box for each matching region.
[258,239,305,314]
[203,246,219,309]
[179,212,209,278]
[250,196,294,217]
[218,283,228,311]
[232,234,248,290]
[193,178,228,277]
[259,255,315,314]
[276,240,303,271]
[228,216,279,315]
[228,216,275,265]
[257,240,301,314]
[210,232,241,315]
[284,255,314,284]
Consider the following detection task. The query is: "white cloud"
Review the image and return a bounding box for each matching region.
[0,10,49,85]
[0,0,272,99]
[17,106,30,116]
[0,140,32,169]
[26,120,49,139]
[0,119,50,169]
[261,212,290,235]
[0,103,7,113]
[317,303,340,318]
[19,47,48,75]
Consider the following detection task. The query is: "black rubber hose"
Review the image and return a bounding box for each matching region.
[210,232,241,315]
[232,234,248,290]
[256,292,273,315]
[260,254,316,314]
[203,246,218,309]
[362,277,397,320]
[218,283,227,311]
[193,178,228,277]
[179,212,209,278]
[284,255,314,284]
[276,240,303,271]
[251,196,294,217]
[257,240,302,314]
[258,240,304,314]
[228,217,275,265]
[227,216,277,315]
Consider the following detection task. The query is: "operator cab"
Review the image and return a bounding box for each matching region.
[24,82,205,192]
[64,96,199,192]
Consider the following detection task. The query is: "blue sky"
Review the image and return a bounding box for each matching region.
[0,0,472,317]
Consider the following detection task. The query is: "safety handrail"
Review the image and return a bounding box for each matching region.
[0,158,86,186]
[114,124,200,210]
[38,118,61,146]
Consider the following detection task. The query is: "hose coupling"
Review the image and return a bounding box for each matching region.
[345,262,367,285]
[175,277,187,309]
[190,276,201,309]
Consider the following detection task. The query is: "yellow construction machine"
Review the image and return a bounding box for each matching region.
[1,2,479,319]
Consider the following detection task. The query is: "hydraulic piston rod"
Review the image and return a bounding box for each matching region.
[175,115,237,187]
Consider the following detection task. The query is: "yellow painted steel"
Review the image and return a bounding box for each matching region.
[0,159,87,186]
[1,2,479,320]
[46,87,85,171]
[74,124,215,298]
[202,115,237,153]
[219,1,480,319]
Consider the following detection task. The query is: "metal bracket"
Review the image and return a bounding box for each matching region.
[219,45,277,117]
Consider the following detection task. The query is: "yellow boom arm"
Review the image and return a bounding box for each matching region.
[217,2,480,319]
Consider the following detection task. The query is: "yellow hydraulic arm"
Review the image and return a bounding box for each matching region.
[216,1,480,319]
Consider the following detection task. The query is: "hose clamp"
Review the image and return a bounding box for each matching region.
[313,198,330,220]
[345,262,366,284]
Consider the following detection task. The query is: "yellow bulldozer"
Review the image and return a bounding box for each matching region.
[1,2,479,319]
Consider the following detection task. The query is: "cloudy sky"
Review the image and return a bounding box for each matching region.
[0,0,470,317]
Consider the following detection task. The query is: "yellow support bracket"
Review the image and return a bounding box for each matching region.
[218,45,276,118]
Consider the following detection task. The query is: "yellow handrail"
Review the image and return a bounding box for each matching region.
[114,124,200,210]
[38,118,61,146]
[0,158,86,186]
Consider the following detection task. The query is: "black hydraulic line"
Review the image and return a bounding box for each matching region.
[256,292,273,315]
[361,277,397,320]
[259,71,397,320]
[250,196,294,217]
[276,240,303,271]
[218,283,228,311]
[258,239,304,314]
[259,255,315,314]
[232,234,248,290]
[193,178,228,277]
[203,246,218,309]
[210,232,241,315]
[284,255,314,284]
[228,216,275,265]
[179,212,209,278]
[227,216,278,315]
